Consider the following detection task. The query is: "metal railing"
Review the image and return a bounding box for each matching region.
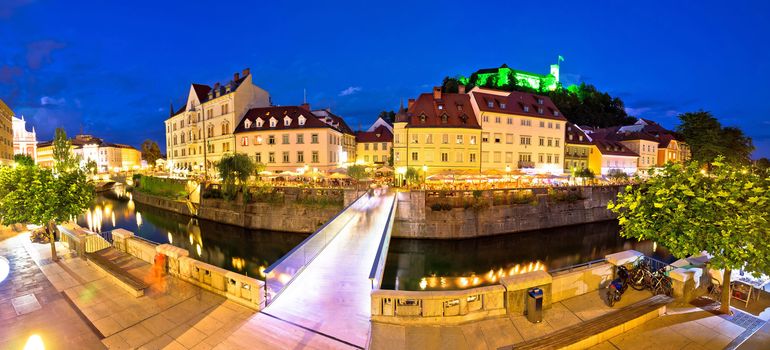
[369,194,397,289]
[264,190,371,303]
[549,259,608,275]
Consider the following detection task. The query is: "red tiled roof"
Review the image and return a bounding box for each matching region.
[594,140,638,157]
[565,122,593,145]
[471,89,566,121]
[402,92,481,129]
[355,125,393,143]
[192,84,212,102]
[234,106,349,134]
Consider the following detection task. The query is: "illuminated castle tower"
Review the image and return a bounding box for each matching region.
[460,55,564,92]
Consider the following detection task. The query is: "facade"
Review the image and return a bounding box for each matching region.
[588,140,639,176]
[311,108,356,164]
[468,87,567,174]
[657,135,690,166]
[564,123,596,173]
[0,99,16,164]
[232,105,355,172]
[12,115,37,161]
[393,88,482,175]
[164,68,271,173]
[355,125,392,165]
[36,135,141,172]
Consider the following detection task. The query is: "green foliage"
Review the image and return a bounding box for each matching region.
[572,167,595,179]
[608,157,770,311]
[13,154,34,167]
[548,189,584,203]
[607,169,629,181]
[136,176,187,200]
[253,162,266,177]
[405,167,421,184]
[217,153,255,186]
[377,110,396,124]
[85,160,98,175]
[141,139,162,165]
[347,165,367,181]
[756,158,770,171]
[430,203,453,211]
[52,128,78,173]
[676,111,754,165]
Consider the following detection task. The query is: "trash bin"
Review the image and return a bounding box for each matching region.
[526,288,544,323]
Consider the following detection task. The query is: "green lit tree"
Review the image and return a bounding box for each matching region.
[347,165,367,181]
[608,157,770,314]
[405,167,421,185]
[217,153,255,198]
[85,160,98,175]
[52,128,78,173]
[0,165,94,261]
[13,154,34,167]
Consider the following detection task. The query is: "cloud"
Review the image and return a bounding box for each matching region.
[40,96,66,106]
[26,40,66,69]
[624,107,651,117]
[339,86,362,96]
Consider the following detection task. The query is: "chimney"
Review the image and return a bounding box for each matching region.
[458,84,466,94]
[433,86,442,100]
[407,98,415,109]
[242,68,250,77]
[300,102,311,111]
[234,72,240,81]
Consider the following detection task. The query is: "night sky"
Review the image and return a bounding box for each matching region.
[1,1,769,157]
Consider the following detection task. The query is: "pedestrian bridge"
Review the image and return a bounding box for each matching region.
[260,188,397,348]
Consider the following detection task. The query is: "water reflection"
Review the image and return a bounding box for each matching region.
[382,221,673,291]
[78,185,308,280]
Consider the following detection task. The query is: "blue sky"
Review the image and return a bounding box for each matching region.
[1,1,769,157]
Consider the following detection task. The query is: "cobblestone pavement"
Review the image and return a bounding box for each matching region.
[0,231,105,349]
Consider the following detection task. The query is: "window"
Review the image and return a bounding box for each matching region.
[555,123,560,129]
[555,155,560,164]
[547,154,552,163]
[555,139,560,147]
[372,143,378,151]
[411,152,418,161]
[297,151,304,163]
[255,153,262,163]
[548,122,553,129]
[223,142,230,152]
[311,134,319,144]
[423,134,432,144]
[455,152,463,162]
[181,149,186,156]
[395,152,400,162]
[493,151,501,163]
[547,138,553,147]
[269,118,277,127]
[256,118,263,127]
[481,151,489,163]
[482,133,489,143]
[539,137,545,146]
[364,155,370,162]
[283,152,290,163]
[180,134,185,143]
[268,135,275,145]
[523,106,530,112]
[442,134,449,144]
[254,136,263,145]
[298,115,306,125]
[470,136,477,145]
[519,153,532,162]
[282,134,289,144]
[244,119,252,129]
[174,150,178,157]
[483,116,489,123]
[521,119,531,126]
[241,137,249,146]
[382,155,388,163]
[373,155,379,162]
[411,134,419,144]
[500,103,506,109]
[364,143,370,151]
[207,109,213,119]
[538,154,544,163]
[221,104,229,114]
[470,153,476,162]
[437,104,443,110]
[520,136,531,145]
[506,134,514,144]
[487,101,494,108]
[537,98,544,105]
[538,107,544,114]
[441,152,448,162]
[284,117,291,126]
[269,152,275,163]
[456,135,463,144]
[507,117,513,125]
[540,121,545,128]
[312,151,319,163]
[494,133,502,144]
[382,142,387,150]
[495,117,501,123]
[297,134,304,144]
[505,152,513,163]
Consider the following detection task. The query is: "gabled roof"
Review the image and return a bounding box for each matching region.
[356,125,393,143]
[234,106,347,134]
[565,122,593,145]
[311,109,355,135]
[594,140,638,157]
[192,84,212,102]
[471,88,566,121]
[401,91,481,129]
[167,72,251,120]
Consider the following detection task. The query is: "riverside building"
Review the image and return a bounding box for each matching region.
[0,99,15,164]
[36,134,141,172]
[12,115,37,161]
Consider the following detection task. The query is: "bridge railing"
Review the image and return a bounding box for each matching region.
[369,194,397,289]
[264,190,372,302]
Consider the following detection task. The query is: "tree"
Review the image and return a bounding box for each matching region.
[756,158,770,171]
[608,157,770,314]
[217,153,255,197]
[377,110,396,124]
[141,139,162,166]
[405,167,421,185]
[52,128,77,173]
[85,160,98,175]
[347,165,367,181]
[13,154,34,167]
[0,165,94,261]
[441,77,461,93]
[253,162,266,178]
[676,111,754,165]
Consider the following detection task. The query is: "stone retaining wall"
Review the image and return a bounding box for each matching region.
[131,191,192,216]
[394,185,626,239]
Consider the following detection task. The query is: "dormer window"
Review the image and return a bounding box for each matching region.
[459,114,468,124]
[538,107,544,114]
[579,136,584,141]
[524,106,530,112]
[500,103,507,109]
[440,113,448,124]
[457,104,463,111]
[298,115,306,126]
[537,98,544,105]
[284,116,291,126]
[256,118,263,127]
[487,101,494,108]
[244,119,252,129]
[437,104,444,110]
[554,111,560,117]
[419,113,427,124]
[269,117,277,127]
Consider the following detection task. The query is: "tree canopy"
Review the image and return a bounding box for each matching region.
[676,111,754,165]
[52,128,78,173]
[608,157,770,313]
[347,165,367,181]
[141,139,162,166]
[217,153,255,186]
[13,154,34,167]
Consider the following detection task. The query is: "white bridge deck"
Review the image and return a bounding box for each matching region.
[219,190,396,349]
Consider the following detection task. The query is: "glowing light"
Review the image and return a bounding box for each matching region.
[196,244,201,256]
[136,212,143,227]
[419,278,427,290]
[167,233,173,244]
[258,265,267,278]
[189,234,194,245]
[111,212,116,227]
[23,334,44,350]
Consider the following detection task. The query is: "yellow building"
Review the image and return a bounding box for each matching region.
[35,135,142,172]
[657,136,690,166]
[468,87,567,174]
[0,99,16,164]
[588,140,639,176]
[232,105,355,172]
[311,108,356,164]
[164,68,270,174]
[355,123,392,165]
[393,88,481,176]
[36,142,55,168]
[564,123,597,173]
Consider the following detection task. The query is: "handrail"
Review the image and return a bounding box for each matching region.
[549,258,608,275]
[369,194,397,289]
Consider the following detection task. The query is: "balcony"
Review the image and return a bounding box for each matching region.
[518,161,535,169]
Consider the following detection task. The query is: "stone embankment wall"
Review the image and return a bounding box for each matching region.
[132,188,367,234]
[393,185,626,239]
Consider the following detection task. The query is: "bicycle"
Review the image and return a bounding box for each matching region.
[649,267,673,296]
[629,258,652,291]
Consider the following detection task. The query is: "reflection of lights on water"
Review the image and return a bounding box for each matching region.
[136,212,143,227]
[419,260,547,290]
[196,244,201,256]
[167,233,173,244]
[111,212,116,227]
[258,265,266,278]
[189,234,193,245]
[653,242,657,251]
[231,257,245,271]
[23,334,44,350]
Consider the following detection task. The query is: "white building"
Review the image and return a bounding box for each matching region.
[12,115,37,161]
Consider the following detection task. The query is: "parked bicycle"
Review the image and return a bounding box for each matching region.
[628,257,673,296]
[606,265,630,307]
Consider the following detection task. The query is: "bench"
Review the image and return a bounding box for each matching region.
[85,247,150,296]
[502,294,673,350]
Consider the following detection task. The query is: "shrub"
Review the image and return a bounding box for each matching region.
[548,189,584,203]
[135,176,187,200]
